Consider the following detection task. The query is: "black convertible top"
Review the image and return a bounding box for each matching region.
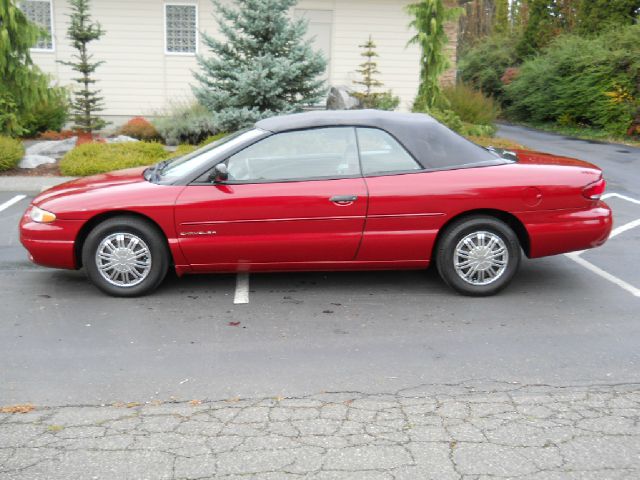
[255,110,505,170]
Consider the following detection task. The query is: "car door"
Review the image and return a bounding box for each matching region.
[355,127,443,262]
[174,127,368,270]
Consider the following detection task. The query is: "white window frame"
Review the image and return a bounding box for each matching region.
[164,2,199,56]
[22,0,55,53]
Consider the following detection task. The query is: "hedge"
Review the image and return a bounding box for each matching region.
[505,25,640,136]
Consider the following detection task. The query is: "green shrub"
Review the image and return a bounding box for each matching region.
[0,136,25,172]
[153,103,218,145]
[440,83,501,126]
[427,108,465,133]
[59,141,169,176]
[21,87,69,137]
[458,34,519,102]
[505,25,640,136]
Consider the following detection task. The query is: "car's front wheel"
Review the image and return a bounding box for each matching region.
[82,216,169,297]
[435,216,521,296]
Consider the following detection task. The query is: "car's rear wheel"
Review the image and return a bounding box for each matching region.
[436,216,521,296]
[82,216,169,297]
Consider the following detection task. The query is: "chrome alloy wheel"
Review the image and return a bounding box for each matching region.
[95,233,152,287]
[453,231,509,286]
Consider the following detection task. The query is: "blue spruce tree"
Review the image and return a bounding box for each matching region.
[193,0,327,131]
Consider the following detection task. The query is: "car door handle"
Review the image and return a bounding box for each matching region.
[330,195,358,205]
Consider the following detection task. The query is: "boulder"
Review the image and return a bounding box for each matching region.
[25,136,77,158]
[19,154,57,169]
[326,86,361,110]
[19,137,78,169]
[106,135,139,143]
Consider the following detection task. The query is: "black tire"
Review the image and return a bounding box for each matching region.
[82,216,170,297]
[435,216,521,296]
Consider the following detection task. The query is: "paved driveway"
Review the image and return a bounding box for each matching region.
[1,125,639,478]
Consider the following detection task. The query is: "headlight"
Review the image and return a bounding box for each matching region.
[29,206,57,223]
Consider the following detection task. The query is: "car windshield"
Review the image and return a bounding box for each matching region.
[155,129,265,181]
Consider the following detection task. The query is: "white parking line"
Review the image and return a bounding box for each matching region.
[601,193,640,205]
[610,219,640,240]
[565,252,640,298]
[0,194,26,212]
[563,192,640,298]
[233,273,250,304]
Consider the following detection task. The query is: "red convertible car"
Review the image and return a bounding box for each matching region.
[20,110,612,297]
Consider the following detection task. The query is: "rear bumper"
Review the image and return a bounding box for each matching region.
[521,201,612,258]
[19,212,83,269]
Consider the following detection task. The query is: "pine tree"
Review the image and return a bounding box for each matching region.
[351,36,400,110]
[493,0,510,35]
[193,0,327,132]
[59,0,106,133]
[516,0,555,59]
[512,0,529,32]
[0,0,52,135]
[353,36,383,100]
[407,0,462,110]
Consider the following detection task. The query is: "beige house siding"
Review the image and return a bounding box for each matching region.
[30,0,458,121]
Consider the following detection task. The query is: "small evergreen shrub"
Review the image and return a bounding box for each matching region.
[118,116,160,140]
[440,83,501,126]
[153,103,218,145]
[59,142,168,176]
[0,136,25,172]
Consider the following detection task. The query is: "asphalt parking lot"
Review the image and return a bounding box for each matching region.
[1,127,639,478]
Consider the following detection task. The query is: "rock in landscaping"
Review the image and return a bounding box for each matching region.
[20,137,78,169]
[19,154,57,169]
[106,135,139,143]
[326,86,361,110]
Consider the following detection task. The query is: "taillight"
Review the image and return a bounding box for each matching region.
[582,178,606,200]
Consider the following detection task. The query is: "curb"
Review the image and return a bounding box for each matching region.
[0,176,77,193]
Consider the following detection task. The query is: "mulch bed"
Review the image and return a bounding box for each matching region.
[0,163,62,177]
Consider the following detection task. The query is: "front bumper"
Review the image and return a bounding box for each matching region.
[19,210,83,270]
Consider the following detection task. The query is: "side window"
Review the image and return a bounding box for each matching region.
[225,127,360,182]
[357,128,421,175]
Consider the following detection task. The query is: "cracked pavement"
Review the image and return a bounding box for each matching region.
[2,381,640,479]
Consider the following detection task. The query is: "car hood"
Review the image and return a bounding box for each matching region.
[512,149,601,171]
[33,167,148,206]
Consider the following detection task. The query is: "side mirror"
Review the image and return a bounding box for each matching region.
[211,163,228,183]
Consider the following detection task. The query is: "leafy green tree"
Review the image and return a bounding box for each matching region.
[352,36,400,110]
[59,0,106,132]
[193,0,327,131]
[576,0,640,35]
[406,0,462,110]
[0,0,55,135]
